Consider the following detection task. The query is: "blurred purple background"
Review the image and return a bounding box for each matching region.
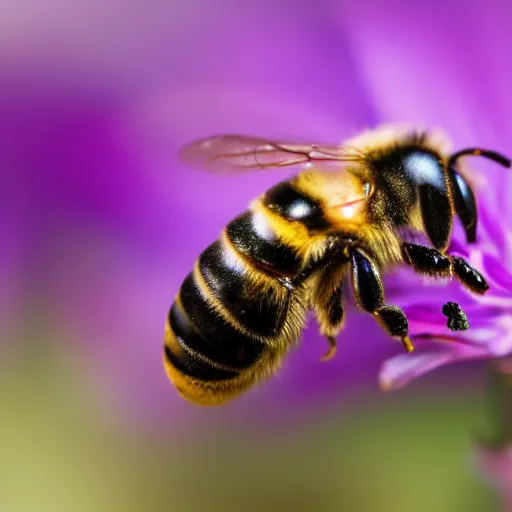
[1,1,512,509]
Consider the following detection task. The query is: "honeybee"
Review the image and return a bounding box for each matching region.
[164,125,510,406]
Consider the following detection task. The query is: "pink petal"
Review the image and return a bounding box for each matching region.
[380,342,492,391]
[472,250,512,293]
[478,201,509,260]
[483,317,512,356]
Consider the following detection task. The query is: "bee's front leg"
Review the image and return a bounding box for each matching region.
[402,243,489,294]
[350,248,414,352]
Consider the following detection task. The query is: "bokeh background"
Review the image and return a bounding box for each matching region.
[1,0,511,510]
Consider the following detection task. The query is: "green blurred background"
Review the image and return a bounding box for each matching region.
[0,333,498,512]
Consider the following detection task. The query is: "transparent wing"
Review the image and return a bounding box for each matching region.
[178,134,356,174]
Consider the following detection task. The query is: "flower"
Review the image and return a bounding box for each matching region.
[380,199,512,390]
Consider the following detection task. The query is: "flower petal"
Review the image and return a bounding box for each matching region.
[380,341,491,391]
[470,249,512,293]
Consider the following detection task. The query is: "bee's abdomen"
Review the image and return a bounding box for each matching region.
[164,339,237,382]
[199,241,289,337]
[165,207,304,393]
[177,271,266,368]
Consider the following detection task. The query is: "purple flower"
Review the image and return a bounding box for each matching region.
[3,0,512,423]
[380,200,512,391]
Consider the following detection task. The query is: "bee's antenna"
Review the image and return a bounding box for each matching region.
[448,148,511,169]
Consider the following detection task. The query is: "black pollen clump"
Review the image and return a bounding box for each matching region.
[442,301,469,331]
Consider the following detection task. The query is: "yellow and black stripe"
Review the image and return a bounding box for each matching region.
[164,180,332,405]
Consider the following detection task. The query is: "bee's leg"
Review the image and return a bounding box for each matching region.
[402,243,489,294]
[310,264,347,362]
[350,248,413,352]
[322,335,338,362]
[317,283,344,361]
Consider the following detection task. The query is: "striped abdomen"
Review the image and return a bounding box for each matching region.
[164,181,329,405]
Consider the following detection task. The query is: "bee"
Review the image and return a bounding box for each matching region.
[163,125,510,406]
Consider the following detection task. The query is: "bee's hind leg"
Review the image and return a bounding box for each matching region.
[321,335,337,362]
[314,282,344,362]
[350,248,414,352]
[309,263,347,362]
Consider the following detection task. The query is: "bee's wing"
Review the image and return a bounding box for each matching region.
[178,135,355,174]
